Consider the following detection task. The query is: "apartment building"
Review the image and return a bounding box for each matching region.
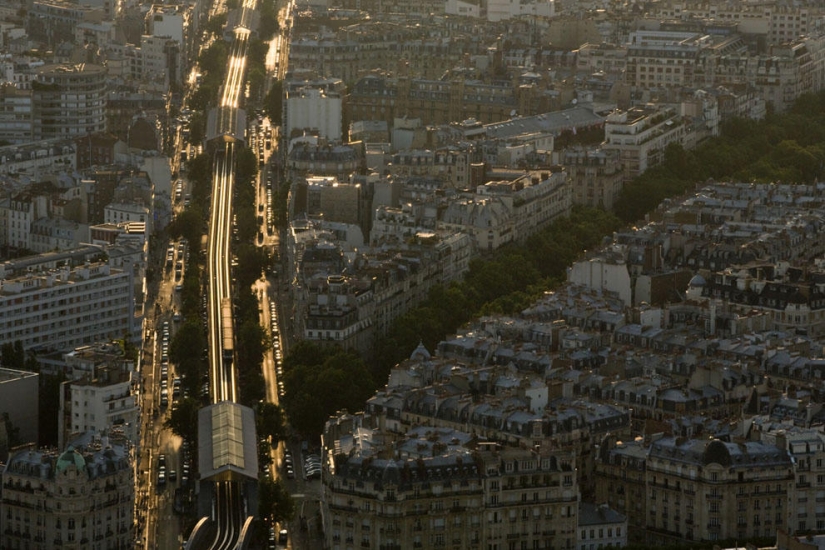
[698,262,825,337]
[438,171,571,253]
[31,63,107,140]
[578,502,628,550]
[322,421,579,550]
[649,1,825,48]
[58,360,139,449]
[29,218,90,253]
[0,84,32,143]
[0,259,137,353]
[486,0,553,22]
[286,142,361,181]
[389,148,475,189]
[103,202,151,237]
[625,31,709,90]
[563,147,624,210]
[0,432,134,550]
[26,0,103,48]
[285,86,343,141]
[595,438,648,544]
[602,104,687,181]
[301,176,362,226]
[596,436,794,544]
[348,75,520,127]
[296,231,473,355]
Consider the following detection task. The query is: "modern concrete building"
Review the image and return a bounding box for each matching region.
[285,87,343,141]
[0,431,134,550]
[58,360,139,449]
[602,105,686,181]
[144,4,184,44]
[27,0,103,48]
[0,259,137,353]
[31,63,107,140]
[302,176,362,226]
[486,0,553,22]
[0,84,32,144]
[104,202,151,237]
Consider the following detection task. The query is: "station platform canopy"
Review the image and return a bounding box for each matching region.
[198,401,258,482]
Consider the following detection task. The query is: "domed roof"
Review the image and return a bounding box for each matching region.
[56,446,85,474]
[689,274,706,287]
[410,341,431,361]
[381,459,400,485]
[701,439,731,467]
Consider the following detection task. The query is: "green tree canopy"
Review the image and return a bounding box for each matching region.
[235,243,270,288]
[258,477,294,525]
[282,342,375,436]
[263,81,283,125]
[167,208,205,252]
[256,401,287,443]
[163,397,200,444]
[187,111,206,146]
[371,206,622,381]
[169,319,207,394]
[204,13,227,36]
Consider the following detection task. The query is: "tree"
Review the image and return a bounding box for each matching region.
[188,111,206,146]
[235,244,269,288]
[256,402,287,443]
[205,13,227,36]
[258,439,273,470]
[117,336,139,362]
[234,146,259,185]
[189,82,218,112]
[187,153,213,207]
[257,0,280,40]
[258,477,295,525]
[167,208,205,249]
[181,270,203,320]
[169,320,207,394]
[164,397,200,444]
[263,81,283,125]
[198,40,230,83]
[281,344,375,436]
[371,206,622,378]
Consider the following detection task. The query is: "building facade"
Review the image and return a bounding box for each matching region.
[31,63,107,140]
[58,361,139,449]
[0,433,134,550]
[595,436,794,544]
[0,259,137,352]
[323,430,579,550]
